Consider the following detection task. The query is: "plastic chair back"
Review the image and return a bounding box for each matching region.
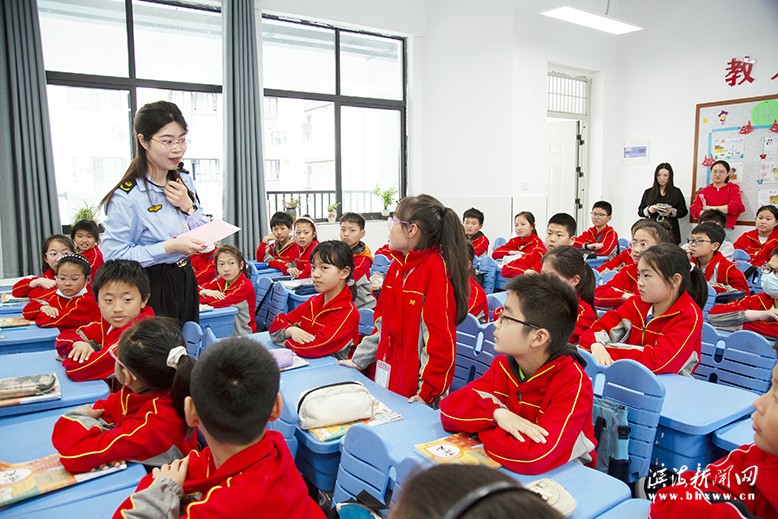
[358,308,376,337]
[694,329,777,394]
[452,315,490,391]
[371,254,392,276]
[618,238,630,251]
[493,237,507,249]
[201,326,218,356]
[732,249,750,262]
[182,321,203,358]
[477,256,498,294]
[702,283,716,318]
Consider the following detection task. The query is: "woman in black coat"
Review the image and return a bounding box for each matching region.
[638,162,688,244]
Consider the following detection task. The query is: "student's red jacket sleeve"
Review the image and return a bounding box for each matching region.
[417,271,458,404]
[491,237,522,259]
[471,235,489,257]
[34,296,100,330]
[199,276,255,308]
[256,242,268,262]
[500,248,543,278]
[594,268,637,307]
[269,297,359,358]
[713,262,750,294]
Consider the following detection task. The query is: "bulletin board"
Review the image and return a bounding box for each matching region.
[693,94,778,226]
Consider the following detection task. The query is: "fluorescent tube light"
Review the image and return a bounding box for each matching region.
[540,6,642,35]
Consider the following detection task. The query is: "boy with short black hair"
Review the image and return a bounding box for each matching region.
[573,201,619,258]
[463,208,489,257]
[440,274,597,475]
[545,213,577,251]
[256,211,295,264]
[699,209,735,260]
[340,212,375,309]
[113,338,323,518]
[689,222,749,294]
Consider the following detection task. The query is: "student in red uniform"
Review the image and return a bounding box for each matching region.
[340,212,375,309]
[573,201,619,258]
[595,220,672,308]
[199,245,256,335]
[466,242,489,322]
[113,338,324,519]
[53,317,197,473]
[689,222,750,295]
[594,219,655,274]
[690,159,746,232]
[257,211,295,263]
[709,248,778,338]
[439,274,596,474]
[22,254,99,334]
[734,205,778,267]
[71,219,104,276]
[190,244,217,285]
[343,194,470,405]
[276,216,318,278]
[463,207,489,257]
[580,243,708,375]
[494,212,547,278]
[541,246,596,344]
[651,347,778,518]
[269,241,359,359]
[59,260,154,380]
[12,235,74,299]
[374,242,392,257]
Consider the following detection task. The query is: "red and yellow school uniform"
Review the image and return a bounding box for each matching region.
[11,269,56,299]
[374,243,392,257]
[651,443,778,518]
[594,263,639,308]
[113,431,324,519]
[53,386,197,474]
[440,353,597,475]
[494,235,546,278]
[469,231,490,257]
[190,249,216,285]
[467,277,488,321]
[272,241,319,278]
[22,289,100,334]
[58,306,155,381]
[492,234,543,260]
[734,229,778,267]
[579,292,703,375]
[258,238,296,264]
[708,292,778,338]
[269,286,358,358]
[351,247,457,404]
[572,296,596,344]
[573,225,619,258]
[696,251,750,294]
[595,249,634,273]
[690,182,746,229]
[200,273,257,335]
[79,246,104,276]
[351,241,374,282]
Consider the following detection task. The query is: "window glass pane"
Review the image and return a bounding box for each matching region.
[133,1,222,85]
[137,89,224,219]
[47,86,131,224]
[264,97,335,220]
[262,19,335,94]
[38,0,128,76]
[340,32,403,100]
[341,107,401,213]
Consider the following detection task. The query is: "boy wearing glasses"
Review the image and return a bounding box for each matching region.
[573,201,619,259]
[439,274,597,474]
[58,259,154,381]
[688,222,749,295]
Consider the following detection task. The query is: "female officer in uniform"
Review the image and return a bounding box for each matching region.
[100,101,207,323]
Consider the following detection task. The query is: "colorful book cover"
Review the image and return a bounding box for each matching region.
[415,433,501,468]
[308,400,403,442]
[0,318,30,329]
[0,294,28,304]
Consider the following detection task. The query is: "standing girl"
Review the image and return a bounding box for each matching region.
[269,241,359,358]
[690,160,746,234]
[12,235,75,299]
[734,205,778,267]
[541,246,596,343]
[344,194,470,405]
[492,212,546,278]
[285,217,319,278]
[101,101,207,324]
[52,317,198,473]
[71,219,104,275]
[199,245,257,335]
[579,243,708,375]
[638,162,689,245]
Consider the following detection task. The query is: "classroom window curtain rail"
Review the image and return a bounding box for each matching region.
[0,0,61,277]
[223,0,266,252]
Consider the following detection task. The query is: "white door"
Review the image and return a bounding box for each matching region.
[545,118,578,218]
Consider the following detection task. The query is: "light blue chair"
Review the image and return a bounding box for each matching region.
[201,326,218,356]
[182,321,203,358]
[452,316,499,391]
[618,238,630,251]
[493,236,507,249]
[732,249,751,262]
[476,255,498,294]
[486,291,507,320]
[702,283,716,318]
[694,328,776,394]
[358,307,376,337]
[371,254,392,276]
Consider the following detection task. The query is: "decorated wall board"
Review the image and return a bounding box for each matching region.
[693,94,778,226]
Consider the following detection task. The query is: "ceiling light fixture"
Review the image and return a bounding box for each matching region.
[540,6,642,35]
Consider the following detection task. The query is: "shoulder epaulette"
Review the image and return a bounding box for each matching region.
[119,178,136,193]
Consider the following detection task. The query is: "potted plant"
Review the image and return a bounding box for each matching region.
[327,202,340,223]
[64,201,102,234]
[373,184,398,219]
[283,197,299,218]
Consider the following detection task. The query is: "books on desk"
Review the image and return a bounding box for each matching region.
[416,433,501,468]
[281,355,310,372]
[0,454,126,508]
[281,279,314,290]
[0,318,31,329]
[0,294,28,304]
[308,400,402,442]
[0,373,61,409]
[199,304,213,313]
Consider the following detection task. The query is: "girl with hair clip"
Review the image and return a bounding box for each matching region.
[541,245,596,343]
[199,245,256,335]
[342,194,470,405]
[12,234,74,299]
[22,254,99,334]
[269,241,359,359]
[492,211,547,278]
[52,317,198,473]
[734,205,778,267]
[71,219,104,275]
[580,243,708,375]
[100,101,208,324]
[690,159,746,233]
[280,216,319,278]
[638,162,689,244]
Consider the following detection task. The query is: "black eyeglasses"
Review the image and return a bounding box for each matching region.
[497,313,540,329]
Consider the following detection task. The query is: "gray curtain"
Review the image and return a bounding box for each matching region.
[0,0,60,277]
[223,0,266,253]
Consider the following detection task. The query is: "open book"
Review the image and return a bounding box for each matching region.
[415,433,501,468]
[0,454,126,508]
[0,318,30,329]
[307,400,402,442]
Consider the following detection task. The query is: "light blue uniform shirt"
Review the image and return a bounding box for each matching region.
[102,172,208,268]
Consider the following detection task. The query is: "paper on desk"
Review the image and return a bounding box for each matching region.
[179,219,240,245]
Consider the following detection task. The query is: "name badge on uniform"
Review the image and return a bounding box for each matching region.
[148,204,163,212]
[375,359,391,389]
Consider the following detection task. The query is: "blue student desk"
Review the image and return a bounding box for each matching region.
[653,374,755,471]
[0,408,146,518]
[0,350,109,418]
[0,301,25,315]
[245,331,338,370]
[199,305,237,338]
[10,487,135,519]
[0,323,59,355]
